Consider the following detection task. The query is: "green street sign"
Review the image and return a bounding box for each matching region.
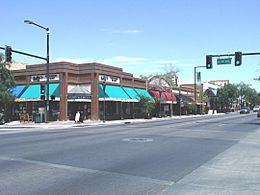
[217,58,232,65]
[158,98,164,101]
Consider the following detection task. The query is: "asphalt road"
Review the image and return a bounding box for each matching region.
[0,113,259,195]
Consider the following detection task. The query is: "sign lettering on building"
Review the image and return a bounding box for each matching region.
[67,94,91,99]
[31,74,59,82]
[99,75,120,84]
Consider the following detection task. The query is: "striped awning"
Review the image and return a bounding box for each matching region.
[18,83,60,101]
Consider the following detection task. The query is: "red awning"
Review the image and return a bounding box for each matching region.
[172,93,177,102]
[148,90,177,102]
[161,91,173,101]
[148,90,160,99]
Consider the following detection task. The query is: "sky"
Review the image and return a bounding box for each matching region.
[2,0,260,90]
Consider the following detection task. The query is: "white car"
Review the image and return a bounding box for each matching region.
[253,106,260,112]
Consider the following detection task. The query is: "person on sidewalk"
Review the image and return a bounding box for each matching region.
[75,111,80,123]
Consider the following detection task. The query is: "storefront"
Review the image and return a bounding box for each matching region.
[147,76,177,117]
[12,61,152,121]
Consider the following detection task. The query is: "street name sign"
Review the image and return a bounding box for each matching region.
[217,58,232,65]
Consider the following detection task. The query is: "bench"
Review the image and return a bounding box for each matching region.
[19,113,34,123]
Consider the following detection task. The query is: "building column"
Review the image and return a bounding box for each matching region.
[120,101,124,120]
[91,73,99,120]
[59,72,68,121]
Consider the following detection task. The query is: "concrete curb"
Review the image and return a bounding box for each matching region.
[0,113,228,130]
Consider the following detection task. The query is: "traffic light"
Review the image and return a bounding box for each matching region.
[40,84,45,94]
[206,55,213,69]
[5,46,12,63]
[235,52,242,66]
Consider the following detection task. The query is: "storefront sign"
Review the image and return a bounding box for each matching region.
[31,74,59,82]
[67,94,91,100]
[99,75,120,84]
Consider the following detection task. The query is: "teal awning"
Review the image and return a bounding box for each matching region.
[99,84,137,102]
[122,87,139,100]
[11,85,26,98]
[134,88,154,100]
[20,83,60,100]
[50,83,60,97]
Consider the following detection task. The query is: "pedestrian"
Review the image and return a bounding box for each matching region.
[75,111,80,123]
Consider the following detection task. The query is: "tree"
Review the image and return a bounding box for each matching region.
[0,54,15,110]
[243,87,259,107]
[217,83,238,111]
[162,64,180,86]
[236,82,255,107]
[139,75,151,80]
[138,94,155,119]
[139,64,180,87]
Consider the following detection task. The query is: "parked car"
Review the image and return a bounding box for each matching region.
[240,107,250,114]
[253,105,260,112]
[257,110,260,117]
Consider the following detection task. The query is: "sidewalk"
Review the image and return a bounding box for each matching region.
[162,126,260,195]
[0,114,210,130]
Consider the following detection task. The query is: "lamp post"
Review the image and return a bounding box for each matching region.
[24,20,50,122]
[102,79,106,123]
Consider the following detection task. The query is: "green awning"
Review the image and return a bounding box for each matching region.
[19,83,60,100]
[99,84,137,102]
[134,88,154,100]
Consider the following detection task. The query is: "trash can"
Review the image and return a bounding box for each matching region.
[34,113,41,123]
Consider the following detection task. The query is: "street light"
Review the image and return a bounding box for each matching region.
[24,19,50,122]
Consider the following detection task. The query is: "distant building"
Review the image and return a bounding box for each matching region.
[8,61,27,70]
[209,80,229,87]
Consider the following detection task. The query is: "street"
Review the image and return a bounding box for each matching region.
[0,113,259,194]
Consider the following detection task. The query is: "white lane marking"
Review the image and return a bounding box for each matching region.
[0,156,175,186]
[122,138,154,143]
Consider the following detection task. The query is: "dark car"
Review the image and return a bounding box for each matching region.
[240,107,250,114]
[0,110,6,125]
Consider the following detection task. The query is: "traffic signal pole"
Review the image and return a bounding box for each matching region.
[0,46,46,61]
[0,46,49,122]
[210,52,260,57]
[206,51,260,68]
[194,65,206,114]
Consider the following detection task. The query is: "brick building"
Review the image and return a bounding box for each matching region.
[11,61,152,121]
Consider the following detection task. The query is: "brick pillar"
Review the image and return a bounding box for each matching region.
[91,73,99,120]
[59,72,68,121]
